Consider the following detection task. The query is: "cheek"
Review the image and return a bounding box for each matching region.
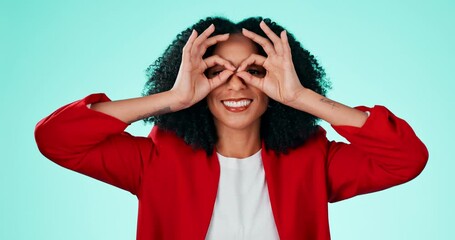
[207,87,225,111]
[206,93,218,114]
[257,95,269,115]
[263,96,269,110]
[258,90,269,105]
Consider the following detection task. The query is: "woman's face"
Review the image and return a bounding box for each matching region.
[206,34,269,132]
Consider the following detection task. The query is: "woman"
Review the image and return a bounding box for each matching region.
[35,17,428,239]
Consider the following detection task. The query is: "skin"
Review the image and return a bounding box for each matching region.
[206,34,269,158]
[91,21,368,158]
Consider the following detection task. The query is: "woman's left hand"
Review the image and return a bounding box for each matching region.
[236,21,305,106]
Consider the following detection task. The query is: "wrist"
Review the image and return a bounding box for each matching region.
[166,89,192,111]
[284,87,309,109]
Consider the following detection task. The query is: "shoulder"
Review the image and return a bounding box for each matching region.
[301,126,329,149]
[147,126,205,155]
[148,126,186,145]
[271,126,330,158]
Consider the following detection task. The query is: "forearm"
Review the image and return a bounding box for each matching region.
[90,90,184,124]
[288,88,368,127]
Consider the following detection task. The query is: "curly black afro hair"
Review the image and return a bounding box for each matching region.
[143,16,331,155]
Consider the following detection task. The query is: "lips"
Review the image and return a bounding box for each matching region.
[221,98,252,112]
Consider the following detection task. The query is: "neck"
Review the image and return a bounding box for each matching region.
[215,122,262,159]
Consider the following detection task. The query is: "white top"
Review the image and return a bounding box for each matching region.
[205,150,280,240]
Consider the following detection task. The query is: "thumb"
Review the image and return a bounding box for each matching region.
[236,71,263,90]
[209,70,234,90]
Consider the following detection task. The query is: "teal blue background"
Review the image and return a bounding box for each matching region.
[1,0,453,239]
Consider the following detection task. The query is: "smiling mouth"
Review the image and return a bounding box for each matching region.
[221,99,252,112]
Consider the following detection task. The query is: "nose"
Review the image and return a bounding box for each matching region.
[226,73,247,91]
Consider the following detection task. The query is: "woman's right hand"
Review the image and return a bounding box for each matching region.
[89,25,235,124]
[170,24,236,109]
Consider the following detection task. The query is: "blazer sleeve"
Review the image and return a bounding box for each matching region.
[34,93,154,195]
[326,105,428,202]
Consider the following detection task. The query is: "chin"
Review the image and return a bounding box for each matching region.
[213,113,262,131]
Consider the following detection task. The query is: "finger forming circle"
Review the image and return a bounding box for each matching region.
[259,21,284,55]
[242,28,276,56]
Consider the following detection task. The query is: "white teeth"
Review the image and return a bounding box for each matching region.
[222,99,252,108]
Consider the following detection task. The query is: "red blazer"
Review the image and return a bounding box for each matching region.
[35,93,428,240]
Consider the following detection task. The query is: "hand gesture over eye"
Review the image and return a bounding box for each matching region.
[171,24,236,109]
[236,21,305,106]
